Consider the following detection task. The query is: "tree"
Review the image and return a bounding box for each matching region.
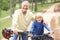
[0,0,10,16]
[35,0,37,11]
[19,0,21,8]
[0,0,10,10]
[10,0,16,17]
[0,0,4,16]
[31,0,34,10]
[54,0,56,3]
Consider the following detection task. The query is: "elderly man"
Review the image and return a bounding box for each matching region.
[10,1,34,40]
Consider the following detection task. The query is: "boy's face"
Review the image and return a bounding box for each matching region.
[36,17,43,23]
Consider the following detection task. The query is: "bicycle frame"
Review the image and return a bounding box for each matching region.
[18,31,32,40]
[2,28,53,40]
[31,33,54,40]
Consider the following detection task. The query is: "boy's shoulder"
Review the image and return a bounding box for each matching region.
[12,9,21,17]
[32,21,37,24]
[33,21,37,23]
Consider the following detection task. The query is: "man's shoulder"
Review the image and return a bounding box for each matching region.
[27,10,32,13]
[27,10,34,16]
[13,9,21,17]
[14,9,22,14]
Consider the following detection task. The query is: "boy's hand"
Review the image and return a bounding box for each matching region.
[50,31,54,35]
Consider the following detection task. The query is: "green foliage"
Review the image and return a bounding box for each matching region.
[0,10,10,18]
[0,0,10,10]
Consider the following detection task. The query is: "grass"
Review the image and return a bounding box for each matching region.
[0,10,10,18]
[0,18,12,40]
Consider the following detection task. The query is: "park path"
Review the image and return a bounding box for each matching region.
[0,16,10,21]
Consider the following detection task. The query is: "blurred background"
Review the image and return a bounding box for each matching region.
[0,0,60,40]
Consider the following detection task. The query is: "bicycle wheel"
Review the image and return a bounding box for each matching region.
[48,37,54,40]
[44,37,53,40]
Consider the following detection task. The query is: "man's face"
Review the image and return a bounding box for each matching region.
[22,4,29,13]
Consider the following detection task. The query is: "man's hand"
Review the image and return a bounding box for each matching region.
[13,30,18,35]
[28,34,33,38]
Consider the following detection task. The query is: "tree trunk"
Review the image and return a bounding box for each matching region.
[19,0,21,8]
[10,0,14,17]
[35,0,37,12]
[0,10,1,16]
[32,0,33,11]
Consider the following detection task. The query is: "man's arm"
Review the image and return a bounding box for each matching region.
[12,10,23,34]
[12,10,19,30]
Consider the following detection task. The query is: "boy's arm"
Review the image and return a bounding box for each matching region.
[44,24,51,32]
[30,23,35,32]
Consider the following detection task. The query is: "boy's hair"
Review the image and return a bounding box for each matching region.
[35,13,44,23]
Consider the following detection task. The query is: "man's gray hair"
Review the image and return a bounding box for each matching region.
[21,1,30,8]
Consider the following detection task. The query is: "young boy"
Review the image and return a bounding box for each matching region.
[30,14,52,40]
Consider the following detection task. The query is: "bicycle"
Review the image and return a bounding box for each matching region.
[2,28,32,40]
[30,33,54,40]
[2,28,54,40]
